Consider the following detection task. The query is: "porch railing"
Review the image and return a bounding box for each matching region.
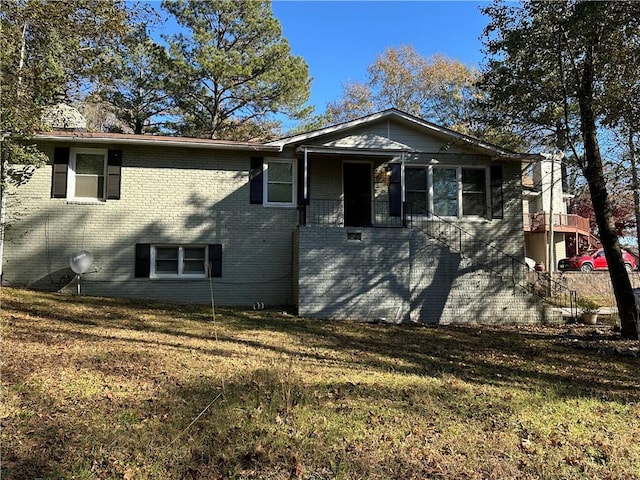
[405,204,577,315]
[298,198,407,228]
[298,199,578,316]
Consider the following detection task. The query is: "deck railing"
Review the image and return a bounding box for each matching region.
[525,212,590,233]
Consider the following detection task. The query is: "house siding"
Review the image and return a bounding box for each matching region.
[3,142,297,305]
[297,226,412,321]
[317,120,472,154]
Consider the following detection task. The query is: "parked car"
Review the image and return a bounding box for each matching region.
[558,248,637,272]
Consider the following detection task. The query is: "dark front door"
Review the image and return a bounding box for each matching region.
[343,162,372,227]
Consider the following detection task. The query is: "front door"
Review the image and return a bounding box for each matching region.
[343,162,372,227]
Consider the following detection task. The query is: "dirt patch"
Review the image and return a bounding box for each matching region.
[554,324,640,357]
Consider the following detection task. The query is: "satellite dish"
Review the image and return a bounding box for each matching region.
[70,250,94,274]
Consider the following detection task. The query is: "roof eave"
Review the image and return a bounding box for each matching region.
[296,145,408,156]
[271,109,536,159]
[35,132,282,153]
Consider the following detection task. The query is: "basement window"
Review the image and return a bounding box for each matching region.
[151,245,207,278]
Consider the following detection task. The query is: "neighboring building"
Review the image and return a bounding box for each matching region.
[3,109,561,324]
[522,154,598,271]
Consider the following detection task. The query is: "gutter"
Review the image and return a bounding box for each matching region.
[295,145,407,156]
[35,133,282,153]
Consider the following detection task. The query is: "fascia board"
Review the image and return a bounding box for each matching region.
[35,133,281,153]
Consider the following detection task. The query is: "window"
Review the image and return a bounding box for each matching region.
[150,245,208,278]
[135,244,222,279]
[403,166,488,218]
[461,168,487,216]
[52,147,122,200]
[405,167,428,215]
[264,159,296,206]
[433,168,458,217]
[69,149,107,200]
[250,157,303,207]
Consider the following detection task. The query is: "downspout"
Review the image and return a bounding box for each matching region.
[401,151,406,224]
[548,154,555,275]
[301,147,308,226]
[303,147,308,203]
[0,163,6,282]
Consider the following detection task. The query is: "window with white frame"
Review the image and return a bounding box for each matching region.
[404,166,488,218]
[264,159,296,206]
[69,148,107,200]
[150,245,208,278]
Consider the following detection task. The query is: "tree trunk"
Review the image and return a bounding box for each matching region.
[629,129,640,252]
[578,48,638,339]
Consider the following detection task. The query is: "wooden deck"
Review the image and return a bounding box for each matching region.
[524,212,591,234]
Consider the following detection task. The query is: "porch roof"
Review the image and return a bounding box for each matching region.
[296,144,407,157]
[270,108,541,163]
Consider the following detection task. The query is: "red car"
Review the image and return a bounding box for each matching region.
[558,248,637,272]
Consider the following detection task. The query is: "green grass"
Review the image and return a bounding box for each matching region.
[1,287,639,479]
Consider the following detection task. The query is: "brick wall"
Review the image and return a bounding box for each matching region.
[297,226,412,321]
[555,271,640,306]
[3,142,297,305]
[296,226,560,324]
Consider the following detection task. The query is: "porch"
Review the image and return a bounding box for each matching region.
[525,212,590,234]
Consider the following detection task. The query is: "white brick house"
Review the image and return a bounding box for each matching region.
[3,109,560,324]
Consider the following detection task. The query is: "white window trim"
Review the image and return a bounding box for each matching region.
[68,148,108,201]
[263,158,297,207]
[150,245,208,279]
[404,164,490,220]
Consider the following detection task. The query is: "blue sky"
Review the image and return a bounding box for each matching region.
[153,1,491,114]
[271,1,491,113]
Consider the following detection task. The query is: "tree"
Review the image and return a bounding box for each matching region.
[161,0,311,140]
[570,175,636,238]
[0,0,134,277]
[326,82,375,124]
[599,26,640,250]
[92,25,174,134]
[480,0,640,338]
[327,46,479,133]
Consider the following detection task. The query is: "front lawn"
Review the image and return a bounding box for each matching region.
[1,287,639,479]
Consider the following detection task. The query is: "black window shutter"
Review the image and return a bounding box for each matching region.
[135,244,151,278]
[297,157,310,205]
[51,147,70,198]
[490,165,504,219]
[249,157,263,204]
[107,150,122,200]
[388,163,402,217]
[208,244,222,277]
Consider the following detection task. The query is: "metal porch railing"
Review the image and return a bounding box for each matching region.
[404,204,578,316]
[298,198,407,228]
[298,199,578,317]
